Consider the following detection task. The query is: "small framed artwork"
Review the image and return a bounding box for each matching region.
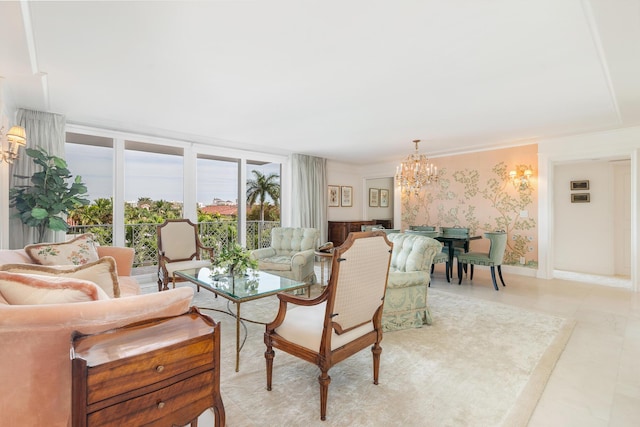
[341,186,353,207]
[571,193,590,203]
[369,188,379,207]
[328,185,340,207]
[379,189,389,207]
[570,180,589,191]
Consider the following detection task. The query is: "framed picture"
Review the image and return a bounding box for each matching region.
[341,186,353,207]
[379,189,389,207]
[570,180,589,191]
[328,185,340,207]
[571,193,590,203]
[369,188,379,207]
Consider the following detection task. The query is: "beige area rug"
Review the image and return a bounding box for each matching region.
[186,285,575,427]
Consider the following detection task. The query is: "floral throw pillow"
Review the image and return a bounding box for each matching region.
[25,234,100,266]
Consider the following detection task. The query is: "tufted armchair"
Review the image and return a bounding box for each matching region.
[383,233,443,331]
[250,227,319,283]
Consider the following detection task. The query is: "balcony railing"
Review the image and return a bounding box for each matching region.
[68,220,280,271]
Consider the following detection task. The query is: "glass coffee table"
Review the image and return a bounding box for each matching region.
[174,267,309,372]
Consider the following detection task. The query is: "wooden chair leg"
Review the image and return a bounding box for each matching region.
[470,265,474,280]
[265,347,274,391]
[457,262,463,284]
[372,342,381,385]
[497,265,506,287]
[445,262,450,282]
[490,266,499,291]
[318,369,331,421]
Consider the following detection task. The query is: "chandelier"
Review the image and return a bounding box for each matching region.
[395,139,438,195]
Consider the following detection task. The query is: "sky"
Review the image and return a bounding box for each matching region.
[65,143,280,204]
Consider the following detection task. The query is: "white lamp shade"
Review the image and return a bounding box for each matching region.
[7,126,26,145]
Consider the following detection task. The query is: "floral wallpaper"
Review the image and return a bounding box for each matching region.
[400,144,538,267]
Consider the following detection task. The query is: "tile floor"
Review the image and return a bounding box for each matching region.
[141,264,640,426]
[425,265,640,427]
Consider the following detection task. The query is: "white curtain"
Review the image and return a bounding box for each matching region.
[291,154,327,244]
[9,109,66,248]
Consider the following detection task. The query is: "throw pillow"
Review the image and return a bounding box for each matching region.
[0,271,109,305]
[0,256,120,298]
[25,233,99,266]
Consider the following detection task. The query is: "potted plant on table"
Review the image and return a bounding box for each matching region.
[215,243,258,277]
[9,147,90,243]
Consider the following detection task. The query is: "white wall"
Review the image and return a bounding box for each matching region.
[553,161,615,275]
[538,125,640,291]
[326,160,364,221]
[365,177,393,222]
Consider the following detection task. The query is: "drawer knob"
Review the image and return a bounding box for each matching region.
[155,365,165,373]
[157,401,165,409]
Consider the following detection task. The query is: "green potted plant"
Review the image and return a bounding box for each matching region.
[9,147,90,243]
[215,243,258,276]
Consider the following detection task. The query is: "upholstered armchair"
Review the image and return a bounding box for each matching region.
[383,233,443,331]
[157,219,214,291]
[405,230,451,282]
[249,227,319,283]
[264,231,393,420]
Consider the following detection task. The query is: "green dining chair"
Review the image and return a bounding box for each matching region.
[440,227,469,253]
[456,231,507,291]
[409,225,436,231]
[440,227,470,276]
[431,251,450,283]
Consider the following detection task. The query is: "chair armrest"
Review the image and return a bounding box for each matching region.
[96,246,135,276]
[291,249,315,267]
[196,242,215,259]
[250,247,276,260]
[387,271,430,289]
[268,289,328,330]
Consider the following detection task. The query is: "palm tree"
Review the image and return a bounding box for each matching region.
[246,170,280,222]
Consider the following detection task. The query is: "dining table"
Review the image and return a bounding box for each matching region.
[434,234,482,280]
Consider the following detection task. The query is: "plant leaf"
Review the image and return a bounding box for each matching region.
[31,208,49,219]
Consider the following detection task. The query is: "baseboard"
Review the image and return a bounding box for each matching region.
[553,270,632,289]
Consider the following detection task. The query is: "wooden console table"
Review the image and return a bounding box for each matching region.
[71,307,225,427]
[328,220,375,247]
[328,220,393,247]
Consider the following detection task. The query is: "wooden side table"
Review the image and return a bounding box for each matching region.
[71,307,225,427]
[314,250,333,286]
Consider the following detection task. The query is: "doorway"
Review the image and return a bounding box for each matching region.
[553,159,630,280]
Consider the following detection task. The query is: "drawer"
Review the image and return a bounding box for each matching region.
[86,335,213,405]
[87,370,215,427]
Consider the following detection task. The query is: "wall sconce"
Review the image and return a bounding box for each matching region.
[509,167,533,190]
[1,125,27,164]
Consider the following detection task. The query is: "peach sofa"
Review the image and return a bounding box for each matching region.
[0,247,195,427]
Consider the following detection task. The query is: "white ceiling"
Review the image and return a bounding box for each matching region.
[1,0,639,165]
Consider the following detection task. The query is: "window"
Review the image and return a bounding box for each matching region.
[64,128,287,266]
[124,141,184,216]
[65,133,114,244]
